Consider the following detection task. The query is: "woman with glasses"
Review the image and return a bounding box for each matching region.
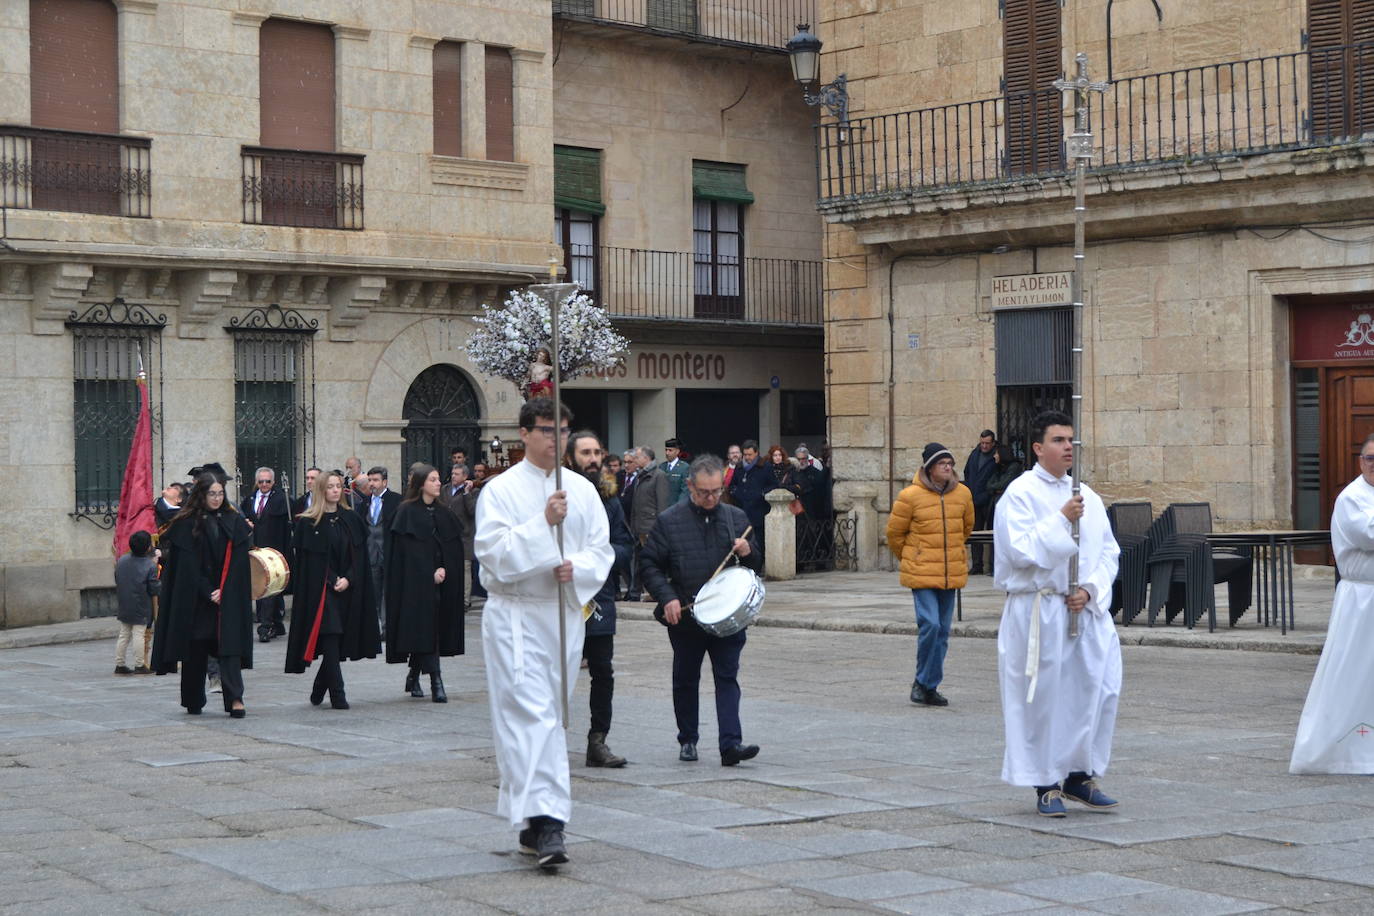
[152,472,254,718]
[384,464,465,702]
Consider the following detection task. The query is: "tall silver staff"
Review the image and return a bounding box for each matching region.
[530,261,580,724]
[1053,54,1108,639]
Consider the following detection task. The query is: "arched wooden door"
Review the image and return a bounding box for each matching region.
[402,365,481,473]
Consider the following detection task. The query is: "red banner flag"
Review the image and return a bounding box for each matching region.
[113,376,155,558]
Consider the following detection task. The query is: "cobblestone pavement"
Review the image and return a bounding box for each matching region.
[1,612,1370,914]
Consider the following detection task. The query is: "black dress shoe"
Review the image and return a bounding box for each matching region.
[185,707,202,715]
[430,673,447,703]
[330,693,350,710]
[533,816,568,868]
[229,706,246,719]
[272,622,287,637]
[679,742,698,762]
[406,668,424,698]
[721,744,760,766]
[310,685,326,707]
[258,628,272,643]
[924,688,950,707]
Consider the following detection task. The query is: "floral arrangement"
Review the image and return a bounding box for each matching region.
[464,288,629,386]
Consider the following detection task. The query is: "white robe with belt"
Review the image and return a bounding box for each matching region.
[474,459,613,825]
[1290,475,1374,774]
[993,463,1121,787]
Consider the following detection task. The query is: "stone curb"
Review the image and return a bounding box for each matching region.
[1,606,1321,656]
[616,607,1323,655]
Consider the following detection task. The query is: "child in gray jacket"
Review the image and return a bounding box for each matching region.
[114,531,160,675]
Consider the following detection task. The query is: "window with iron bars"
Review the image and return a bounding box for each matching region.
[994,307,1072,462]
[67,300,165,529]
[228,306,317,496]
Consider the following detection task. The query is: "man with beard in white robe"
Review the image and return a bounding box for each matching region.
[994,410,1122,817]
[474,398,613,868]
[1290,432,1374,774]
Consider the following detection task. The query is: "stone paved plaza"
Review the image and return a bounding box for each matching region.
[1,605,1371,914]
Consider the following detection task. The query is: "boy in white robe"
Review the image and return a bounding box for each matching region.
[994,410,1122,817]
[475,399,613,867]
[1290,433,1374,774]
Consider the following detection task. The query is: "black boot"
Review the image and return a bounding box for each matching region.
[430,673,447,703]
[406,668,424,698]
[586,732,626,767]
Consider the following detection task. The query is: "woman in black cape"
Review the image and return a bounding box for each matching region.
[285,470,381,709]
[152,473,254,717]
[385,464,465,702]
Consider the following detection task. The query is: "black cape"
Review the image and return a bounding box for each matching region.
[384,499,465,663]
[285,510,382,674]
[241,488,291,554]
[152,510,255,673]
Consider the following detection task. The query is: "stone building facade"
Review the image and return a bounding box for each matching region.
[0,0,827,626]
[815,0,1374,562]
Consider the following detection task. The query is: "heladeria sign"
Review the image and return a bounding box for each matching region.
[989,272,1074,309]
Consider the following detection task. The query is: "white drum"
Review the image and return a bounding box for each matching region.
[691,566,765,637]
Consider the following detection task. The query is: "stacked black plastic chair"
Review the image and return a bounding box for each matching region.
[1144,502,1253,631]
[1107,502,1153,625]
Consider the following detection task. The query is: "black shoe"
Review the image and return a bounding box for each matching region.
[910,682,927,705]
[623,593,640,602]
[586,732,627,768]
[114,665,133,675]
[330,693,350,710]
[679,742,698,762]
[407,669,424,698]
[518,826,538,855]
[924,687,949,707]
[430,673,447,703]
[258,626,272,643]
[533,817,568,868]
[185,707,202,715]
[229,706,246,719]
[133,665,151,675]
[310,684,326,707]
[721,744,760,766]
[272,622,287,637]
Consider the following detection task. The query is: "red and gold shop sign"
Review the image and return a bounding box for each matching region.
[1294,301,1374,361]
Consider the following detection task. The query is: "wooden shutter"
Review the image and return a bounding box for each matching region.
[260,18,335,151]
[692,161,754,204]
[1308,0,1374,139]
[433,41,462,157]
[485,46,514,162]
[554,146,604,214]
[1003,0,1062,176]
[29,0,119,132]
[647,0,698,32]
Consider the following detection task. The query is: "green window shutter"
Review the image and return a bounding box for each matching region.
[554,145,605,215]
[692,160,754,204]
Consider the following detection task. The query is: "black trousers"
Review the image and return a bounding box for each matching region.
[971,503,992,572]
[668,624,746,754]
[312,634,345,697]
[408,652,440,675]
[470,559,487,598]
[181,639,243,712]
[583,633,614,736]
[255,595,284,629]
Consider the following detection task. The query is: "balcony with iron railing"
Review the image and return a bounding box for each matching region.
[568,244,821,326]
[817,42,1374,211]
[0,125,151,218]
[241,146,364,230]
[552,0,812,52]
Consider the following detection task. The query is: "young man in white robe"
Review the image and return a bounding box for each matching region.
[1290,432,1374,774]
[993,410,1122,817]
[474,398,613,867]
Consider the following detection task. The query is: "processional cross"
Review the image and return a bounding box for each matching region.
[1050,54,1108,640]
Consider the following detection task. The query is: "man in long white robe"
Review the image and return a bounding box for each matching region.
[1290,440,1374,774]
[994,411,1121,817]
[474,400,613,867]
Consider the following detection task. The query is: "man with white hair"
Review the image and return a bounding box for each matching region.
[240,466,289,642]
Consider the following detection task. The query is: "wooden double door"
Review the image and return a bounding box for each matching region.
[1295,364,1374,562]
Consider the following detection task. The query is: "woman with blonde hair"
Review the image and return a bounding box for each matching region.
[285,470,380,708]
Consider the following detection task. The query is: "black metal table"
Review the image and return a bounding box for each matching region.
[1203,530,1332,635]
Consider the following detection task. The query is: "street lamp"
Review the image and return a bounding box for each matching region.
[785,24,848,126]
[490,435,504,467]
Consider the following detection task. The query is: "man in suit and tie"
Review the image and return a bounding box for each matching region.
[359,465,401,634]
[155,482,183,527]
[291,467,321,516]
[443,463,478,608]
[241,467,291,642]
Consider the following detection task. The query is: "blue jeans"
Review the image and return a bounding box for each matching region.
[912,589,956,690]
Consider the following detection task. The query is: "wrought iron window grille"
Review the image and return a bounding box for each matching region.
[66,298,166,529]
[1,126,152,217]
[402,365,483,472]
[227,305,318,503]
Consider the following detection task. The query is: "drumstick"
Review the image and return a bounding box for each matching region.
[683,526,753,614]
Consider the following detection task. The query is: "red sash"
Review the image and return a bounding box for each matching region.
[216,539,232,643]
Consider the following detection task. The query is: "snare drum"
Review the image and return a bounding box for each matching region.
[691,566,765,637]
[248,547,290,599]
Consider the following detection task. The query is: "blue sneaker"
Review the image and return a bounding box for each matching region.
[1036,788,1067,817]
[1062,778,1118,809]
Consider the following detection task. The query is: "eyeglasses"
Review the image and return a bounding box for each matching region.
[1361,455,1374,463]
[532,425,571,437]
[691,486,724,498]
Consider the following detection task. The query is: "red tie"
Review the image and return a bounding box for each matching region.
[257,493,265,515]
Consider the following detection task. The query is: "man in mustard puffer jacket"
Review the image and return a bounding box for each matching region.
[885,443,975,706]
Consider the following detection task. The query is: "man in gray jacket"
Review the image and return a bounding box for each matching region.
[625,446,670,601]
